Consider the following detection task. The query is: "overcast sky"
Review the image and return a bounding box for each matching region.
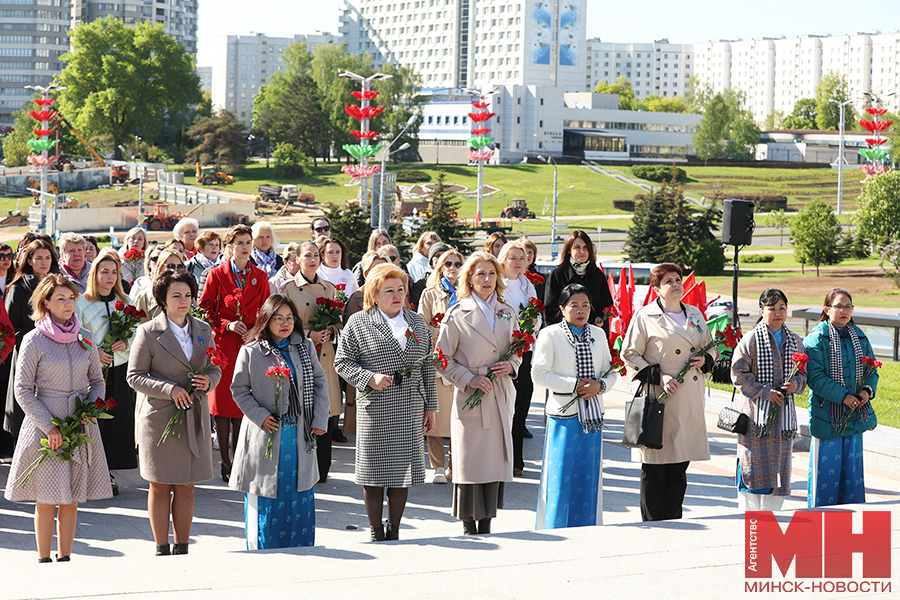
[197,0,900,66]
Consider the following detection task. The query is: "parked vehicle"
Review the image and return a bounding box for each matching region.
[500,198,535,219]
[196,164,234,185]
[707,299,735,321]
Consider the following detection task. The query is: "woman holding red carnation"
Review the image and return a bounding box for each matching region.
[229,295,329,549]
[435,252,521,535]
[803,288,879,508]
[730,289,807,512]
[75,250,140,492]
[4,274,110,562]
[199,224,270,483]
[282,241,342,482]
[417,247,465,484]
[499,241,543,477]
[532,283,618,528]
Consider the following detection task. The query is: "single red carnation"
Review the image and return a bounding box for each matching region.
[224,295,236,308]
[206,347,216,356]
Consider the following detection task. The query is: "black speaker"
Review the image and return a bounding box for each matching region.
[722,199,754,246]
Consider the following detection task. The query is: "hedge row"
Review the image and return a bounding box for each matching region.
[630,165,687,183]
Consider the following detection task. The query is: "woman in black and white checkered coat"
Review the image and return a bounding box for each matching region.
[334,263,438,542]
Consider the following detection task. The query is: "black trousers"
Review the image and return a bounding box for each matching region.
[316,419,333,482]
[640,461,690,522]
[511,351,534,471]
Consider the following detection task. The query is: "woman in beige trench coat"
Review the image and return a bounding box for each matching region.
[436,251,521,535]
[621,263,716,522]
[281,241,339,482]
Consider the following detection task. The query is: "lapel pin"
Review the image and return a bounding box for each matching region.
[251,278,257,285]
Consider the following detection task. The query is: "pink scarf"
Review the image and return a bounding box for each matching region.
[35,314,82,344]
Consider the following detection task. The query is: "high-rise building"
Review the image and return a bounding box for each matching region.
[585,38,693,98]
[340,0,587,91]
[210,32,339,129]
[72,0,199,54]
[197,65,211,92]
[0,1,71,130]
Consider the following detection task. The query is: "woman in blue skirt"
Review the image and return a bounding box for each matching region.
[804,288,878,508]
[532,284,618,528]
[230,295,329,549]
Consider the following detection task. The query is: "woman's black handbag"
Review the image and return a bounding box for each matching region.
[717,388,748,434]
[711,349,733,384]
[622,365,665,450]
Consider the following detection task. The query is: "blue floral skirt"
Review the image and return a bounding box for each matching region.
[244,424,316,549]
[536,416,603,529]
[808,434,865,508]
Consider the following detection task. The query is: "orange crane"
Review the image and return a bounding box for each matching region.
[53,113,106,167]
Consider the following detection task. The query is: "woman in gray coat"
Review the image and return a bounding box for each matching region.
[334,263,438,542]
[229,295,329,549]
[127,270,222,556]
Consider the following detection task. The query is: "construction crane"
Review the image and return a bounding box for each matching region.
[52,113,106,167]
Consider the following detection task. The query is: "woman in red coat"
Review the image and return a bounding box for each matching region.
[199,224,270,482]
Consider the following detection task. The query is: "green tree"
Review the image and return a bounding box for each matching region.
[815,73,856,131]
[594,76,641,110]
[790,199,843,276]
[763,209,791,246]
[184,109,247,169]
[693,89,758,160]
[271,142,313,178]
[855,169,900,261]
[56,17,200,159]
[272,73,330,157]
[419,171,472,251]
[640,95,688,113]
[725,112,761,161]
[625,183,674,263]
[1,106,34,167]
[321,202,372,265]
[782,98,817,130]
[684,75,712,114]
[762,110,784,131]
[693,95,731,159]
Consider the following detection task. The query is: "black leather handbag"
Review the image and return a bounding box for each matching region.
[716,388,748,434]
[622,365,665,450]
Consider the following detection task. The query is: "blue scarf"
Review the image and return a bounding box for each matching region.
[273,336,297,384]
[441,276,458,307]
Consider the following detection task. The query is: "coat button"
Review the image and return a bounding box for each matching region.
[693,375,698,381]
[675,349,681,354]
[691,347,696,352]
[306,302,310,306]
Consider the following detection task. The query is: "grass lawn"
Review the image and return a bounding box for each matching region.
[607,165,867,212]
[735,254,882,270]
[709,361,900,429]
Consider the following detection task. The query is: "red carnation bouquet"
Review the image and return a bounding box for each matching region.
[839,356,882,435]
[519,296,545,336]
[308,295,345,351]
[524,271,545,287]
[658,324,740,402]
[265,366,291,459]
[760,352,809,437]
[101,300,146,375]
[357,348,449,401]
[122,248,145,283]
[464,330,535,409]
[158,347,227,445]
[560,350,627,413]
[14,396,115,489]
[190,298,214,326]
[223,287,244,323]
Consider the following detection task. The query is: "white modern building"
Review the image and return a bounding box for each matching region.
[197,65,211,92]
[72,0,200,54]
[416,86,701,164]
[340,0,587,91]
[585,38,693,98]
[210,31,340,129]
[693,32,900,121]
[0,2,71,130]
[757,129,870,164]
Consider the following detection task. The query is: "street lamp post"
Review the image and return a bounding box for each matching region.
[24,83,66,236]
[377,114,417,231]
[829,98,854,215]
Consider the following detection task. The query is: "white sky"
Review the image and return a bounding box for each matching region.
[197,0,900,66]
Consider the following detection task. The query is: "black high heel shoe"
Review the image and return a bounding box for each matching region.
[221,463,230,483]
[110,473,119,496]
[370,524,385,542]
[173,543,189,555]
[385,522,399,541]
[156,544,171,556]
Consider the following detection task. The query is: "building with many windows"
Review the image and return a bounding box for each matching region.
[71,0,199,54]
[585,38,693,98]
[340,0,587,91]
[0,0,71,131]
[209,31,339,129]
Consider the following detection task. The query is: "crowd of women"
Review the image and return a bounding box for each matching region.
[0,222,880,562]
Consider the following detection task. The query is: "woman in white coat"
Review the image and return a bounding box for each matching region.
[436,251,521,535]
[532,284,616,529]
[621,263,716,522]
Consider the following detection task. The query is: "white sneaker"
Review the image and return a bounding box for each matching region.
[432,468,448,484]
[212,436,219,450]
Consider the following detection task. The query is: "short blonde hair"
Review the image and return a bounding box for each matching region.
[281,242,300,261]
[252,221,278,247]
[173,217,199,241]
[363,263,408,311]
[413,231,440,256]
[59,232,86,251]
[457,251,507,303]
[361,251,388,276]
[153,248,185,280]
[30,273,79,321]
[426,249,464,289]
[84,249,128,303]
[123,227,148,251]
[497,240,528,274]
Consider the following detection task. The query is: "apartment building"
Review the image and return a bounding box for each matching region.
[585,38,693,98]
[71,0,199,54]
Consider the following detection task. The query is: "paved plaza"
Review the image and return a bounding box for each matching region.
[2,383,899,599]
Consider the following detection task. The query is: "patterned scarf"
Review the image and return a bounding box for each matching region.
[753,321,799,439]
[265,337,317,453]
[825,322,868,432]
[195,252,217,271]
[441,276,458,307]
[561,322,604,434]
[251,246,279,278]
[570,259,589,276]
